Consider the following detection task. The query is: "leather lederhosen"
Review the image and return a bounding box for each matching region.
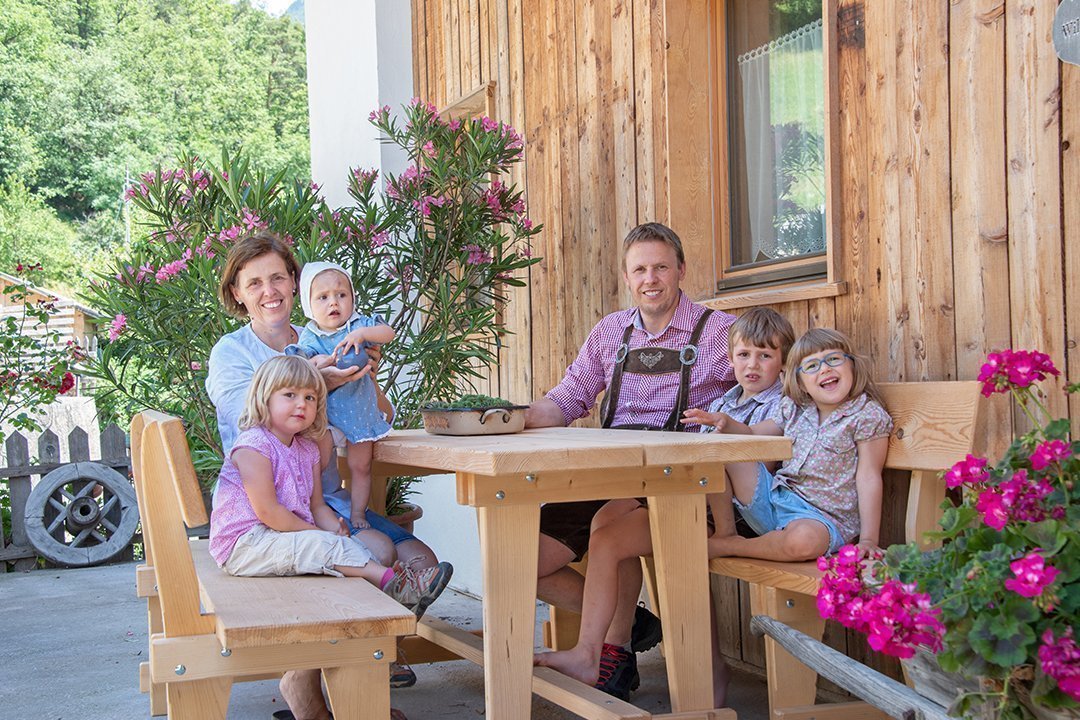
[599,309,714,432]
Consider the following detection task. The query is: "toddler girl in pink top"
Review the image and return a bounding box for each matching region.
[208,355,452,618]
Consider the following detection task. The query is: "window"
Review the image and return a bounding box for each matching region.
[714,0,837,294]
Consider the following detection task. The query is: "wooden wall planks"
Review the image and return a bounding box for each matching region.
[411,0,1078,679]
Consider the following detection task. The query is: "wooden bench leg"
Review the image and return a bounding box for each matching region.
[750,585,824,716]
[166,676,230,719]
[147,595,166,715]
[324,663,390,720]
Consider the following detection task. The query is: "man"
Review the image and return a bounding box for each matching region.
[525,222,738,700]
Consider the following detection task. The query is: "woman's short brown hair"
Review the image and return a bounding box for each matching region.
[622,222,686,268]
[783,327,886,410]
[238,355,328,441]
[218,231,301,318]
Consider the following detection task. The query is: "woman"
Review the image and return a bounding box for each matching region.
[206,230,431,720]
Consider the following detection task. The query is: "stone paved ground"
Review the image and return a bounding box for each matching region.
[0,561,768,720]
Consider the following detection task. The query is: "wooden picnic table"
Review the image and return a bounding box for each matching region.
[373,426,791,720]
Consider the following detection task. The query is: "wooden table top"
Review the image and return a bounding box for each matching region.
[374,427,791,477]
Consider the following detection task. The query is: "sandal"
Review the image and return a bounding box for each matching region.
[390,660,417,688]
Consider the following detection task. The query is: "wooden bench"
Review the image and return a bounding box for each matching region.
[707,381,984,719]
[130,410,416,719]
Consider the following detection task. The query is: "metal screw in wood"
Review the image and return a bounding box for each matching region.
[374,650,384,660]
[220,648,231,657]
[663,466,672,475]
[525,474,536,483]
[175,665,186,675]
[495,490,505,500]
[699,478,708,486]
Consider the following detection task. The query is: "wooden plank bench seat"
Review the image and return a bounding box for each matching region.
[707,381,984,719]
[131,410,415,719]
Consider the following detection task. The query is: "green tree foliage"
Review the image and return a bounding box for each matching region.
[0,0,310,288]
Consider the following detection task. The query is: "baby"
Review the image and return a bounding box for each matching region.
[286,261,394,531]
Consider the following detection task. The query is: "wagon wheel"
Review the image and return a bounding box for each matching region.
[24,462,140,567]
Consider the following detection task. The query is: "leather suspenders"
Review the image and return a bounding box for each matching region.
[600,309,715,431]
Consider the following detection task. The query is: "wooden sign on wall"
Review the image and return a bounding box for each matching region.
[1056,0,1080,65]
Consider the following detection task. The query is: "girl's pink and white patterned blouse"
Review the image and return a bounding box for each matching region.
[208,426,321,565]
[767,393,893,542]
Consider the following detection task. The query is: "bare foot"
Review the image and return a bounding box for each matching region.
[533,647,601,685]
[279,670,332,720]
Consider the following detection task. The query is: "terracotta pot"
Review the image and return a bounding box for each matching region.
[387,502,423,535]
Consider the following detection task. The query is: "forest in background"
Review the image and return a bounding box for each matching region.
[0,0,310,296]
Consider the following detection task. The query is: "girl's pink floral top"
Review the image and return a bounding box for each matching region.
[208,426,320,565]
[767,393,893,542]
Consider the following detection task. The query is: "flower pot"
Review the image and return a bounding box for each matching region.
[387,502,423,535]
[901,646,981,711]
[420,405,527,435]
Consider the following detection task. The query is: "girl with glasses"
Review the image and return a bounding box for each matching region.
[704,327,892,561]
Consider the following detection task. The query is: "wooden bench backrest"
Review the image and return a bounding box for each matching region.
[131,411,216,637]
[876,382,983,549]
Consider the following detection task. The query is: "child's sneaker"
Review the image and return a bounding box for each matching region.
[383,561,453,619]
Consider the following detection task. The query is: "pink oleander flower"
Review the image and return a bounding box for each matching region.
[415,194,447,217]
[1040,628,1080,702]
[945,454,990,488]
[479,115,498,132]
[448,118,462,131]
[421,141,436,158]
[217,225,243,245]
[1004,551,1061,599]
[108,314,127,342]
[189,361,202,371]
[371,230,389,248]
[1031,439,1072,472]
[368,104,391,122]
[155,258,188,283]
[522,217,533,231]
[464,244,492,265]
[240,208,266,231]
[978,349,1060,397]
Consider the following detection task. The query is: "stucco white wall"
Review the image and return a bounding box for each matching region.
[306,1,485,596]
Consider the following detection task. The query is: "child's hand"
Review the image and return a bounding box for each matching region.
[335,517,350,536]
[334,328,367,359]
[681,408,730,431]
[856,538,881,559]
[351,506,370,531]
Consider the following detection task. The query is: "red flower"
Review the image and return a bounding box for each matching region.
[58,372,75,395]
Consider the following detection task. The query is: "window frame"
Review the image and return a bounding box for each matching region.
[710,0,843,299]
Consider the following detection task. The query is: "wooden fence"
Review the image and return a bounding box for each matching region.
[1,424,134,572]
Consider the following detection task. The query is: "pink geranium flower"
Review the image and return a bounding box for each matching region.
[1040,628,1080,702]
[978,349,1060,397]
[1003,551,1060,599]
[944,454,990,489]
[1030,440,1072,472]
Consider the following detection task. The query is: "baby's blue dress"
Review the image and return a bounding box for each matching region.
[285,313,392,443]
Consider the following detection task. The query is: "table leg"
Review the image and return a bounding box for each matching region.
[476,503,541,720]
[647,493,713,712]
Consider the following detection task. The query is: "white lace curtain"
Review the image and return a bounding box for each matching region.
[737,19,824,262]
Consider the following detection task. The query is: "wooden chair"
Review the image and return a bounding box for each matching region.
[707,381,984,719]
[131,410,415,719]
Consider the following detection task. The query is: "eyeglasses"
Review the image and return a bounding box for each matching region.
[797,352,853,375]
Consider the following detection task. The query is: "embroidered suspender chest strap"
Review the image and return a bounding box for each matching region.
[600,308,715,430]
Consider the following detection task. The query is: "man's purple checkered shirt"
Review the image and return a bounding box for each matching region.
[546,293,738,430]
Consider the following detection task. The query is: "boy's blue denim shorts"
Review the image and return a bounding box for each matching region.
[324,491,418,545]
[733,463,844,555]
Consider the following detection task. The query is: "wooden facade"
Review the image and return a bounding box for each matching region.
[411,0,1079,684]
